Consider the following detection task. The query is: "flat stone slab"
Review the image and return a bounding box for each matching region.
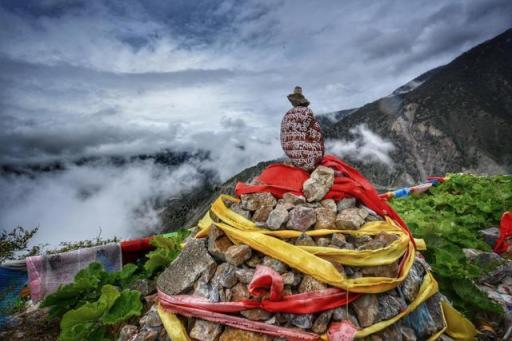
[157,238,216,295]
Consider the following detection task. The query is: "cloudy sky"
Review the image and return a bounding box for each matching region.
[1,0,511,165]
[0,0,511,246]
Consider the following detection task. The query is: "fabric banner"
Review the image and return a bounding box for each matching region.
[26,243,122,302]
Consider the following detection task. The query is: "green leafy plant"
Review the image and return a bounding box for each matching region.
[0,226,39,262]
[41,228,190,340]
[58,284,142,341]
[144,229,190,275]
[390,174,512,317]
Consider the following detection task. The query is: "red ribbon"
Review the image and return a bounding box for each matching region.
[158,266,361,339]
[235,155,416,248]
[494,212,512,254]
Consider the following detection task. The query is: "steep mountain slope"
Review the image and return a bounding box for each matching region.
[324,28,512,186]
[162,29,512,230]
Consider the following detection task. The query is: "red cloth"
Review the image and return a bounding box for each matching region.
[494,212,512,254]
[248,265,284,301]
[327,321,357,341]
[158,269,360,340]
[158,297,321,340]
[158,266,360,315]
[235,155,415,247]
[120,237,154,264]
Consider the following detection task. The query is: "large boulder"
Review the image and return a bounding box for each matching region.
[157,239,216,295]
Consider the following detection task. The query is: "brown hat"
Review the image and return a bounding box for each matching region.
[287,86,310,107]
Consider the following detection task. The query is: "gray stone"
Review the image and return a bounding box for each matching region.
[241,193,277,211]
[401,326,417,341]
[129,279,156,296]
[276,199,295,211]
[332,307,360,328]
[331,233,347,248]
[357,207,369,220]
[159,328,171,341]
[352,294,379,327]
[316,237,331,247]
[303,166,335,202]
[231,202,252,219]
[225,244,252,266]
[285,313,314,329]
[463,248,504,271]
[376,294,404,321]
[358,233,397,251]
[157,239,216,295]
[401,261,426,303]
[337,198,356,211]
[219,327,272,341]
[192,279,210,298]
[246,255,262,267]
[348,235,372,247]
[290,270,303,286]
[287,206,316,231]
[320,199,337,213]
[403,294,445,339]
[189,319,223,341]
[253,206,274,224]
[133,329,159,341]
[335,208,365,230]
[231,282,251,301]
[374,322,402,340]
[220,288,232,301]
[283,193,306,205]
[301,202,322,209]
[315,207,336,229]
[295,232,316,246]
[241,309,273,321]
[479,227,499,248]
[212,262,238,288]
[139,305,162,329]
[236,268,255,284]
[266,206,289,230]
[282,272,297,286]
[298,275,327,293]
[118,325,138,341]
[312,310,333,334]
[262,256,288,273]
[361,262,399,278]
[208,225,234,261]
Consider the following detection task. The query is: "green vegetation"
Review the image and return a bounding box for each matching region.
[390,174,512,318]
[0,226,39,262]
[41,228,189,340]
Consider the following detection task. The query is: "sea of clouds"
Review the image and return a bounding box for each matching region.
[0,121,395,248]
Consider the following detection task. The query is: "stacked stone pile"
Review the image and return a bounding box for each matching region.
[156,165,447,341]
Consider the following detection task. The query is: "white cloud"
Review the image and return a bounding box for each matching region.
[326,124,395,167]
[0,161,204,246]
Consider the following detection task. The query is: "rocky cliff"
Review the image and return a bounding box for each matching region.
[162,29,512,231]
[323,28,512,186]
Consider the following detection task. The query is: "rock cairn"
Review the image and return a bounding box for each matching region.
[156,165,447,341]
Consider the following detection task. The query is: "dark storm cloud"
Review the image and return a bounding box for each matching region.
[0,0,510,164]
